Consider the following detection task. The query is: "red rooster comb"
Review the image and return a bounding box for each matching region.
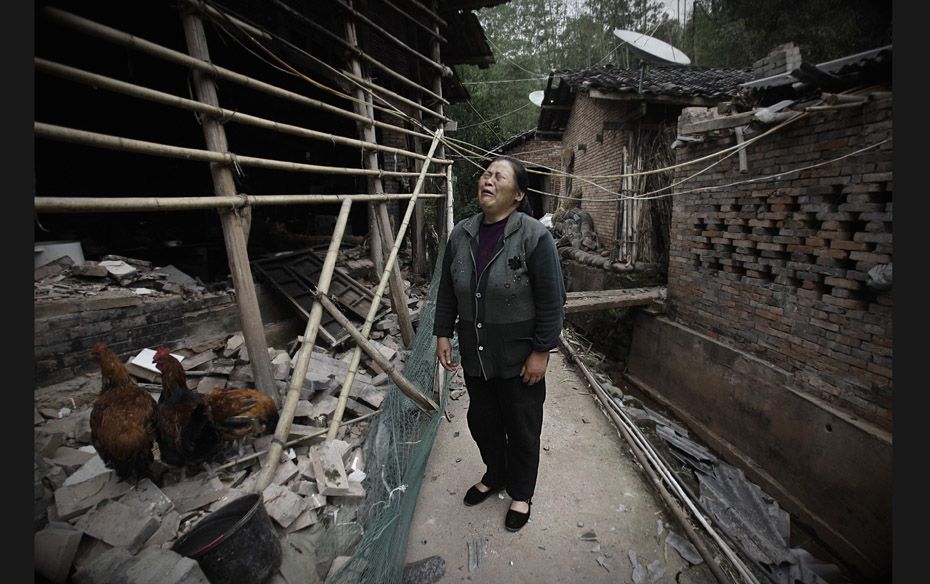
[152,347,173,364]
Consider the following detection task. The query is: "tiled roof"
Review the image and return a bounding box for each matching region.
[555,64,754,99]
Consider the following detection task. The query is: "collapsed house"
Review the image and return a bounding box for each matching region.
[500,60,754,286]
[33,1,506,582]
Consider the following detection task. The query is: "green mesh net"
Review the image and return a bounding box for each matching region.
[318,244,454,584]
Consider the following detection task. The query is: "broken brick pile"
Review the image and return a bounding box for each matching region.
[34,299,420,583]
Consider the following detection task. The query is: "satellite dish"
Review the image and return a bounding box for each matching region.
[529,90,544,107]
[612,29,690,65]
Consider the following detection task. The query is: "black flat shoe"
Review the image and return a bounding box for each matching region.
[463,484,498,506]
[505,500,532,531]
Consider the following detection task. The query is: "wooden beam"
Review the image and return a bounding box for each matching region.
[589,88,719,107]
[564,287,665,314]
[677,109,758,135]
[180,11,278,404]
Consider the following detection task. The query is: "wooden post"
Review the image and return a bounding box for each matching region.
[735,126,749,174]
[344,4,415,348]
[180,11,278,403]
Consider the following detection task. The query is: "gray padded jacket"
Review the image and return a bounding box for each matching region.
[433,210,566,380]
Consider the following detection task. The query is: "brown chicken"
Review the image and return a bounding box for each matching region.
[90,343,158,481]
[152,347,222,469]
[153,352,279,453]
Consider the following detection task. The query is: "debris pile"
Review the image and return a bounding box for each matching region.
[552,208,600,252]
[35,254,208,304]
[34,255,432,583]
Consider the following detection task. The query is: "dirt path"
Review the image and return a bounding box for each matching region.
[405,349,716,583]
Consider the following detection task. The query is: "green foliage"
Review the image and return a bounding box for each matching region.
[687,0,892,66]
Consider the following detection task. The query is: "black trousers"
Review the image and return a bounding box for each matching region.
[463,373,546,502]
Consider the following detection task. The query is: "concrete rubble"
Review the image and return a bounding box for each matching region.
[34,248,425,583]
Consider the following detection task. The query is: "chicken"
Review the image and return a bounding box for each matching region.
[204,385,280,446]
[153,351,279,454]
[152,347,222,469]
[90,343,158,481]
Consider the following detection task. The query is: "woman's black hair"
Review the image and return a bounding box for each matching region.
[489,155,533,215]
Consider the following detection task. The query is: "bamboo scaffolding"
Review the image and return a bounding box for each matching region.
[316,293,437,412]
[42,7,434,142]
[181,10,277,402]
[35,58,452,166]
[383,0,446,43]
[340,69,451,123]
[34,194,445,213]
[326,128,444,440]
[253,199,353,493]
[258,0,450,110]
[35,123,444,179]
[328,0,449,75]
[344,7,415,348]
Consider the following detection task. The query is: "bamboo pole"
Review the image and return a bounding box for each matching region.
[34,194,445,213]
[316,294,437,412]
[35,59,452,166]
[383,0,446,43]
[340,69,451,123]
[42,7,434,142]
[35,123,443,179]
[181,11,277,403]
[412,114,427,276]
[255,0,449,109]
[343,7,415,349]
[559,334,747,584]
[253,199,354,493]
[213,410,379,473]
[446,164,454,241]
[329,0,449,75]
[326,128,443,440]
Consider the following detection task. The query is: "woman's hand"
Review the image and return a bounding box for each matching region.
[436,336,458,372]
[520,350,549,385]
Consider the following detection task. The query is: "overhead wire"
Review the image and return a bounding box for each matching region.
[195,0,883,215]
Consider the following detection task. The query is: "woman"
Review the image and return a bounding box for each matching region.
[433,156,565,532]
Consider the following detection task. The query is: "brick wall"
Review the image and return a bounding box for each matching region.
[34,285,292,387]
[666,96,893,430]
[560,95,628,249]
[501,138,563,214]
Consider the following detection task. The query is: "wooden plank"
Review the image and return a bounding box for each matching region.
[565,287,665,314]
[678,110,758,135]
